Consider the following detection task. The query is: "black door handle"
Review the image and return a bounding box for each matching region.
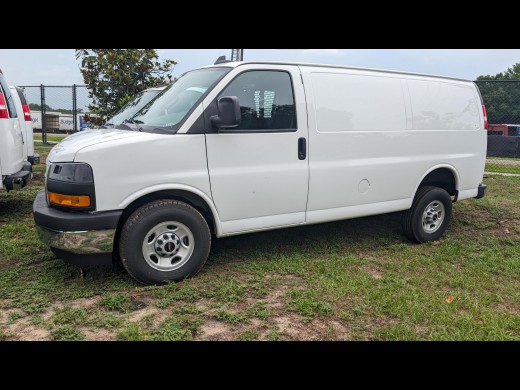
[298,137,306,160]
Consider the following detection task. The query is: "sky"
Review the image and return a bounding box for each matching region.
[1,49,520,86]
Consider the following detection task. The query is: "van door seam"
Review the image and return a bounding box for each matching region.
[203,134,214,201]
[298,66,311,222]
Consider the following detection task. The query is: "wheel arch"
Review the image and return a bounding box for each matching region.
[414,165,460,199]
[117,185,222,237]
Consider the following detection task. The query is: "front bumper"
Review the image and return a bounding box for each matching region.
[33,190,122,265]
[36,226,116,255]
[3,162,32,191]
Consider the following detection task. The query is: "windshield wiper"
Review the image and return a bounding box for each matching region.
[123,119,144,124]
[121,119,143,131]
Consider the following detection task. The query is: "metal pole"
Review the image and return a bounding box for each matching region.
[72,84,77,132]
[40,84,46,144]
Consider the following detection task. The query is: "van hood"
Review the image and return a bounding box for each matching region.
[47,128,145,162]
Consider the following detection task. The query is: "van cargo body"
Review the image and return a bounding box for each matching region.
[9,86,39,165]
[33,61,487,284]
[0,70,32,191]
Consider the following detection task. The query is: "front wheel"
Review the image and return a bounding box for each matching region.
[401,186,452,243]
[119,200,211,285]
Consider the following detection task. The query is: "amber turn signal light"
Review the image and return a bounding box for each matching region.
[48,192,91,208]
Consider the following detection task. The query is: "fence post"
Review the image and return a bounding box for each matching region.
[72,84,77,132]
[40,84,46,144]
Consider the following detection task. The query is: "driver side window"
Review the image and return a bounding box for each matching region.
[218,70,297,131]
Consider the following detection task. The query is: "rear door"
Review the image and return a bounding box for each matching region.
[12,86,35,160]
[205,65,309,235]
[0,74,23,175]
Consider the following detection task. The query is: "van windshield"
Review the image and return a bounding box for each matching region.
[107,89,164,128]
[130,68,230,131]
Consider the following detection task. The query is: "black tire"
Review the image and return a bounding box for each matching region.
[119,200,211,285]
[401,186,452,243]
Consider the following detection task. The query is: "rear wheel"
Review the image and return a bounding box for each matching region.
[402,186,452,243]
[119,200,211,285]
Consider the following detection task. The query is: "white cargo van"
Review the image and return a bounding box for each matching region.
[0,70,32,191]
[33,61,487,285]
[9,86,40,165]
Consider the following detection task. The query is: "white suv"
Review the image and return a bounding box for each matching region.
[9,86,39,165]
[0,69,32,191]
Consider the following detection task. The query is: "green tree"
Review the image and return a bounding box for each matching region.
[75,49,177,120]
[477,63,520,81]
[476,63,520,125]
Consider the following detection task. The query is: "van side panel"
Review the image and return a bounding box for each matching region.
[301,66,486,222]
[408,79,480,131]
[311,72,406,132]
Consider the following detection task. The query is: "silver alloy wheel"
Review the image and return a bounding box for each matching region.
[141,221,195,272]
[422,200,445,233]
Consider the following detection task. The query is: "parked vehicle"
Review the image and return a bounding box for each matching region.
[103,86,166,128]
[33,61,487,284]
[9,86,39,165]
[0,69,32,191]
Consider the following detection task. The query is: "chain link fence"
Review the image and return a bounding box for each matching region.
[475,80,520,174]
[19,85,93,143]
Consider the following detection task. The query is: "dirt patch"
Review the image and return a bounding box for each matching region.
[262,285,290,309]
[0,308,19,324]
[414,324,429,337]
[270,315,351,341]
[12,326,49,341]
[363,316,400,340]
[494,303,518,315]
[273,314,316,340]
[198,319,232,340]
[140,307,170,330]
[70,297,100,309]
[197,317,268,341]
[128,304,168,324]
[82,328,114,341]
[312,318,350,340]
[5,317,50,341]
[361,266,383,279]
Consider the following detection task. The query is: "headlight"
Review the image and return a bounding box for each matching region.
[48,163,93,183]
[46,163,96,210]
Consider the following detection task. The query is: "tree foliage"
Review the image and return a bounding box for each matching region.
[75,49,176,120]
[476,63,520,124]
[477,63,520,81]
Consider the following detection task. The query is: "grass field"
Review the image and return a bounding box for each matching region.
[0,144,519,340]
[486,163,520,175]
[33,133,69,144]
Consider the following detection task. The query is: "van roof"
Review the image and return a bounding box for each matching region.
[203,61,470,83]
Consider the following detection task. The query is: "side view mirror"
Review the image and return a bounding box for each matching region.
[211,96,241,129]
